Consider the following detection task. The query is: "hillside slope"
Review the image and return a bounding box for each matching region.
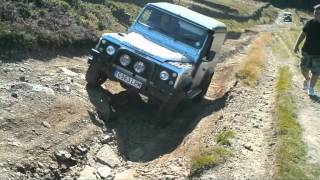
[0,0,272,54]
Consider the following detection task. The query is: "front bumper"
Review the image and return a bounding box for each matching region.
[88,49,183,102]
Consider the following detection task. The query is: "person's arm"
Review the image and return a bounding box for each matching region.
[293,31,306,53]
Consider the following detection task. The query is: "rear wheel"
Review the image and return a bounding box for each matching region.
[86,62,107,86]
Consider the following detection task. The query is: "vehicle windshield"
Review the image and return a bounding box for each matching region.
[138,6,208,49]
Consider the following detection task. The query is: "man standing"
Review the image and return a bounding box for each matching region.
[294,4,320,96]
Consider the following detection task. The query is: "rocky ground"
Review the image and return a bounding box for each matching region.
[0,28,265,179]
[200,42,277,179]
[1,21,319,180]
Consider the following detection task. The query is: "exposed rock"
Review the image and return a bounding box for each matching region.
[11,93,18,98]
[78,166,97,180]
[55,150,72,161]
[31,84,55,95]
[75,145,89,155]
[37,162,44,168]
[96,145,121,168]
[42,121,51,128]
[59,67,78,77]
[63,86,71,92]
[97,166,112,179]
[253,124,259,128]
[243,144,253,151]
[19,76,27,82]
[114,170,135,180]
[8,140,21,147]
[100,134,113,144]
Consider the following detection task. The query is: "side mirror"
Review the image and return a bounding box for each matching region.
[123,13,131,27]
[206,51,216,61]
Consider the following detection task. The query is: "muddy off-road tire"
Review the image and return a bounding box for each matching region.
[192,72,213,103]
[86,62,107,86]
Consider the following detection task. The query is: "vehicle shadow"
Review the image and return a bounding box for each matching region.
[86,85,228,162]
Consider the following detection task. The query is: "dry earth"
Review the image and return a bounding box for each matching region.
[0,31,258,179]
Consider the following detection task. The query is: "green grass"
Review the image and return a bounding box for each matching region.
[189,130,235,177]
[215,130,235,146]
[272,33,290,59]
[277,28,300,51]
[0,0,279,51]
[274,66,320,179]
[215,5,278,32]
[237,33,272,86]
[207,0,257,15]
[274,27,320,93]
[190,146,231,176]
[275,66,305,179]
[0,0,143,50]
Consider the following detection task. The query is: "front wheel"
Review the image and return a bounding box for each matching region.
[192,73,213,103]
[85,62,107,86]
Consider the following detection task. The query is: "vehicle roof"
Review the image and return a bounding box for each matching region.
[148,2,227,31]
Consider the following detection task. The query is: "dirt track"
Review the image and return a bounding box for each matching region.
[2,22,320,179]
[0,29,261,179]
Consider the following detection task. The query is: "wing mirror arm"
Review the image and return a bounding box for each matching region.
[206,51,216,61]
[120,13,131,30]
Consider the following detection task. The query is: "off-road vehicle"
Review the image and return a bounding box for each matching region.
[282,11,292,22]
[86,2,227,121]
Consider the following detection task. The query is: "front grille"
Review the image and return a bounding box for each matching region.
[115,49,154,80]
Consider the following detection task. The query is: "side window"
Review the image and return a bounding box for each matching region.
[138,9,152,26]
[177,20,207,48]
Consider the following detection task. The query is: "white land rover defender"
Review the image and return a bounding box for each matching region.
[86,2,227,122]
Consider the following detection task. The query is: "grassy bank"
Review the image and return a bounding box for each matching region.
[189,130,235,177]
[236,33,272,86]
[221,5,278,32]
[0,0,278,52]
[0,0,157,51]
[274,27,320,94]
[274,66,306,178]
[274,66,320,179]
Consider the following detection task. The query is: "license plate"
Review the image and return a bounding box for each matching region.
[114,71,143,89]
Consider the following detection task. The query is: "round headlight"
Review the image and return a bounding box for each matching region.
[101,39,107,44]
[133,61,145,73]
[119,54,131,66]
[160,71,169,81]
[106,45,116,55]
